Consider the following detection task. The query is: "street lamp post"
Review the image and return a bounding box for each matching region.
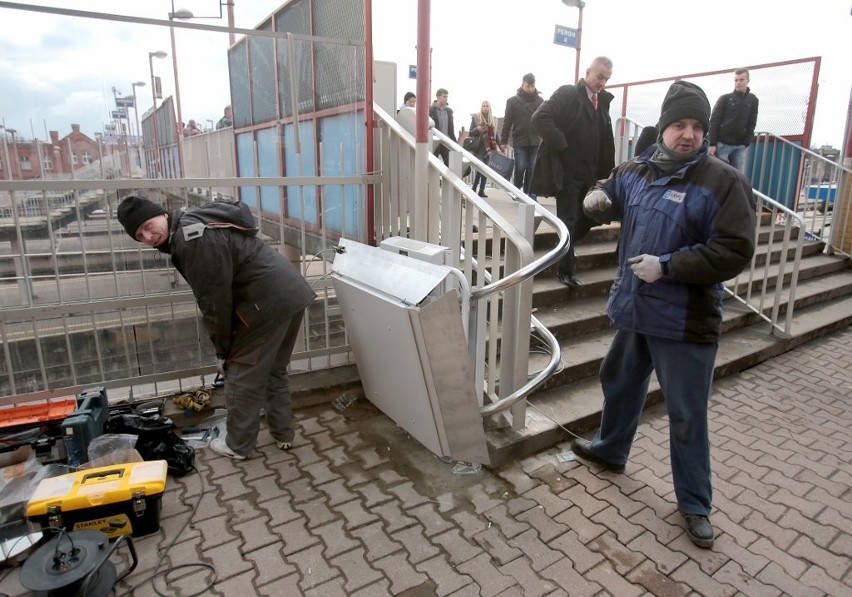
[6,128,20,181]
[132,81,146,171]
[169,4,195,179]
[94,132,105,179]
[0,126,13,181]
[111,86,131,176]
[149,50,168,178]
[562,0,585,83]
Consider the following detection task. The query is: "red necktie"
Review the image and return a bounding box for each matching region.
[592,93,598,111]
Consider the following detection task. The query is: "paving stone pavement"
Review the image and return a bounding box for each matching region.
[1,327,850,596]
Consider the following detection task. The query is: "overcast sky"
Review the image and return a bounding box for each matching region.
[0,0,849,149]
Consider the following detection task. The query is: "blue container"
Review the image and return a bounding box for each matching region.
[749,138,802,210]
[806,185,837,201]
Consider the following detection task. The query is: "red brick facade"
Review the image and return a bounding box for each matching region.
[0,124,111,180]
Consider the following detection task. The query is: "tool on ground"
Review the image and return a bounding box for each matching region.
[19,529,137,597]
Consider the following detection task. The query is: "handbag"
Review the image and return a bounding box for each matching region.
[463,135,482,154]
[486,151,515,180]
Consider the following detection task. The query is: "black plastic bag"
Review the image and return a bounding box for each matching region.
[106,413,195,477]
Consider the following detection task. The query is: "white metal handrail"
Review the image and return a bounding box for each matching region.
[750,132,850,258]
[613,116,647,164]
[373,105,570,425]
[725,190,805,338]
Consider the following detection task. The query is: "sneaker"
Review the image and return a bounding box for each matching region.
[276,441,292,451]
[683,513,715,548]
[209,437,246,461]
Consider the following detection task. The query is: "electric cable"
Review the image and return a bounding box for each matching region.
[116,465,216,597]
[306,247,342,290]
[525,399,583,442]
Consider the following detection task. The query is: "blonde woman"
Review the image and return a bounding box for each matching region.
[468,100,501,197]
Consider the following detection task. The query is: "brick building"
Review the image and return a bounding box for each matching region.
[0,124,105,180]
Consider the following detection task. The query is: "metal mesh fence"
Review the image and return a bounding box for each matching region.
[608,58,819,143]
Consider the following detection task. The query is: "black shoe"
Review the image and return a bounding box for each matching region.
[683,513,715,548]
[556,272,582,288]
[571,438,625,473]
[478,190,488,198]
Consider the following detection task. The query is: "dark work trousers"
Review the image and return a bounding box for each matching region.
[555,176,597,276]
[222,312,305,457]
[589,330,716,515]
[435,143,450,166]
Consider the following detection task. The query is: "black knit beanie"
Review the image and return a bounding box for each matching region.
[657,81,711,135]
[117,196,168,239]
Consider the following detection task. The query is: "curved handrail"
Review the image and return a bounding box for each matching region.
[427,128,570,415]
[463,257,562,417]
[375,106,569,418]
[429,127,570,300]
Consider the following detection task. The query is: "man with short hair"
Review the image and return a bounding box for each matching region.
[501,73,543,198]
[429,88,456,166]
[577,81,757,549]
[117,196,315,461]
[708,68,759,172]
[530,57,616,287]
[216,104,233,130]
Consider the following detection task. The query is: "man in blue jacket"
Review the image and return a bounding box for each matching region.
[118,197,316,461]
[574,81,756,548]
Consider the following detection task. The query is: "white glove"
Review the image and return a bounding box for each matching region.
[583,189,612,214]
[216,357,226,377]
[628,254,662,283]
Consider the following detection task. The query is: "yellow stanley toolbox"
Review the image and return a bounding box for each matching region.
[26,460,168,538]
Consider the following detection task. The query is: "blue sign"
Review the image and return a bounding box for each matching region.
[553,25,578,48]
[111,110,126,119]
[409,65,417,79]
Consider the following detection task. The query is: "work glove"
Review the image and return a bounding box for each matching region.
[583,189,612,214]
[628,254,662,283]
[216,357,226,378]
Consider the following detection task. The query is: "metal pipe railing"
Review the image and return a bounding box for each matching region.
[374,105,570,423]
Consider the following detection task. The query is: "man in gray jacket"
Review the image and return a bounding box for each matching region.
[118,196,316,461]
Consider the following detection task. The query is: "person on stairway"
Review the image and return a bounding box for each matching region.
[529,56,616,288]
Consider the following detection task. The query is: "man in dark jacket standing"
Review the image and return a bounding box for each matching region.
[576,81,756,549]
[708,68,759,173]
[429,88,457,166]
[117,197,316,461]
[530,56,615,287]
[500,73,543,197]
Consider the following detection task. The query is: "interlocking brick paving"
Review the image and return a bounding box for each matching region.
[1,328,850,596]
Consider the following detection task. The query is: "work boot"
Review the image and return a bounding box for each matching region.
[571,438,625,473]
[683,513,715,548]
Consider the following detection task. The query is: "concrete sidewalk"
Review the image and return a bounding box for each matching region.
[2,327,849,595]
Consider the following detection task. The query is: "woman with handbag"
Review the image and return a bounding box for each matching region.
[468,100,501,198]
